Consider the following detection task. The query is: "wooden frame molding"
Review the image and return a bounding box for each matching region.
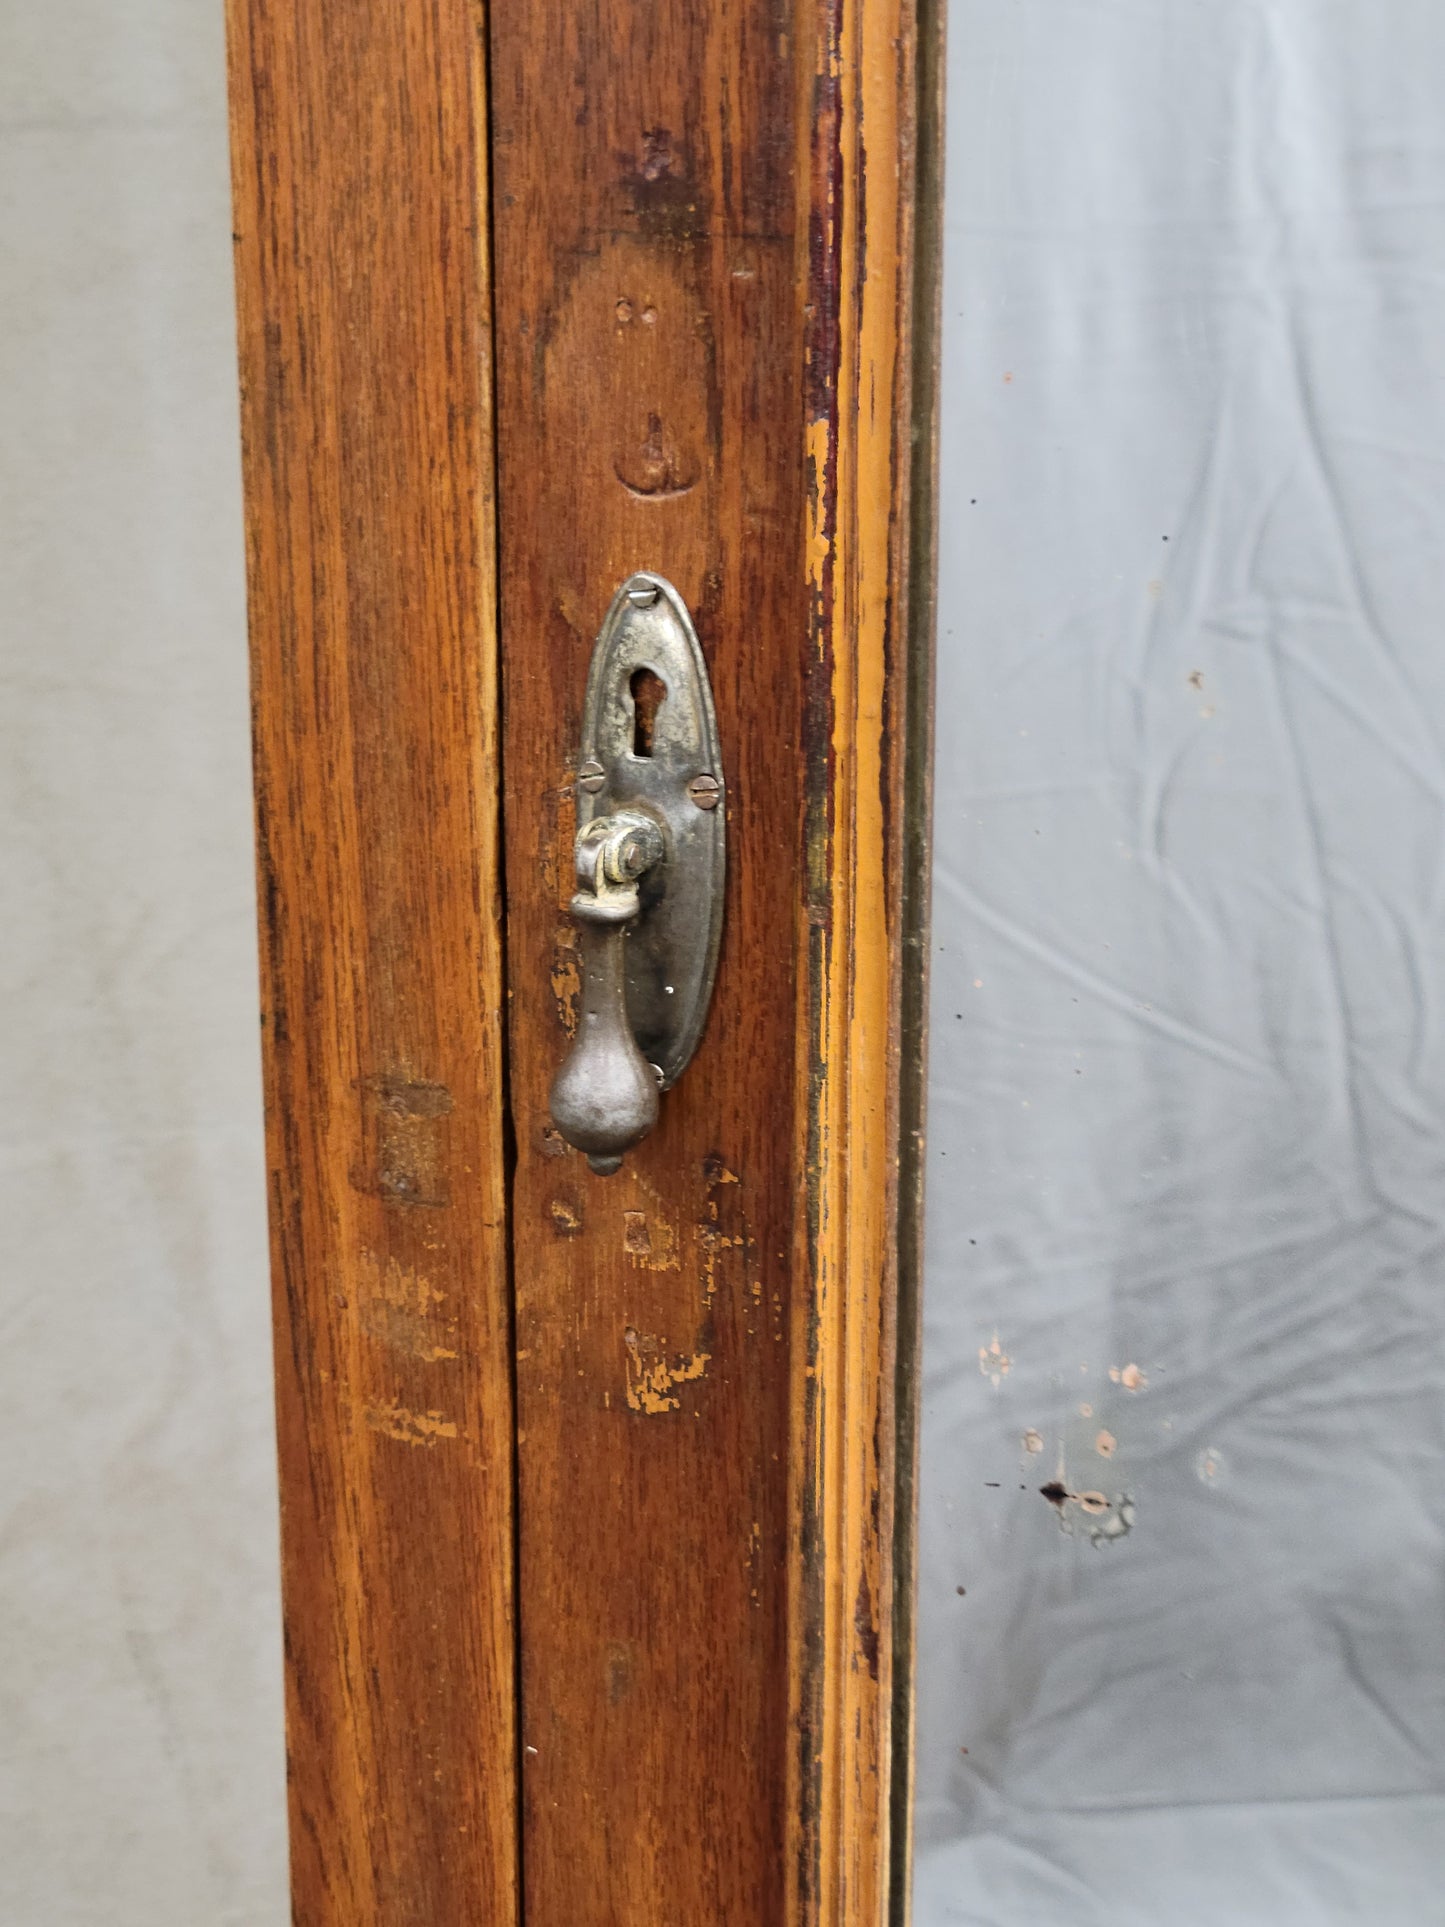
[227,4,519,1920]
[791,0,932,1919]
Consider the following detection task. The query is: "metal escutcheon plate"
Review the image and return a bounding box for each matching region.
[577,573,724,1090]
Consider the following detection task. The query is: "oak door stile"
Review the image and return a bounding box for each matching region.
[226,3,520,1921]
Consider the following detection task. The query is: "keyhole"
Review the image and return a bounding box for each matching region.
[631,666,667,758]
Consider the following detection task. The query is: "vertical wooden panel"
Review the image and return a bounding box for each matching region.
[489,5,804,1922]
[490,1,924,1922]
[226,3,518,1922]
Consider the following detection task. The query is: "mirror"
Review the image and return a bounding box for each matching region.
[914,5,1445,1919]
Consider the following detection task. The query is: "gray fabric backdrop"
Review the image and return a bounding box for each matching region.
[0,3,287,1921]
[915,3,1445,1922]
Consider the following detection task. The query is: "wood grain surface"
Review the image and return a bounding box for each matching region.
[790,1,924,1918]
[489,5,805,1919]
[488,1,924,1921]
[227,3,519,1922]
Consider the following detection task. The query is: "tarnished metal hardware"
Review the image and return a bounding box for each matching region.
[548,572,725,1174]
[548,811,666,1174]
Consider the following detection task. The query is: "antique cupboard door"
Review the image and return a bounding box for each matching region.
[228,0,935,1920]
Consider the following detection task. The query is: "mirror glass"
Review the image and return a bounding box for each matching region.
[914,5,1445,1919]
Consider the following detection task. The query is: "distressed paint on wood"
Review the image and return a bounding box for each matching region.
[790,0,926,1920]
[226,2,519,1921]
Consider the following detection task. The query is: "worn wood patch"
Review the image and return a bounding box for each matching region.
[789,1,924,1920]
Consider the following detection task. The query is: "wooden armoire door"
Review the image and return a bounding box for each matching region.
[226,0,938,1920]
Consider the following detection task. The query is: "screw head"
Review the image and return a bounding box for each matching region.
[687,773,721,811]
[627,584,660,608]
[578,758,606,794]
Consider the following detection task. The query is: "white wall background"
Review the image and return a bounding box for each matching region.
[0,4,287,1920]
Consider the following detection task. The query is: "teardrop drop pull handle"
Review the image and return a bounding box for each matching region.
[548,811,665,1174]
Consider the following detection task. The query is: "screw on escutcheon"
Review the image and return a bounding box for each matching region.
[687,774,721,811]
[578,758,606,794]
